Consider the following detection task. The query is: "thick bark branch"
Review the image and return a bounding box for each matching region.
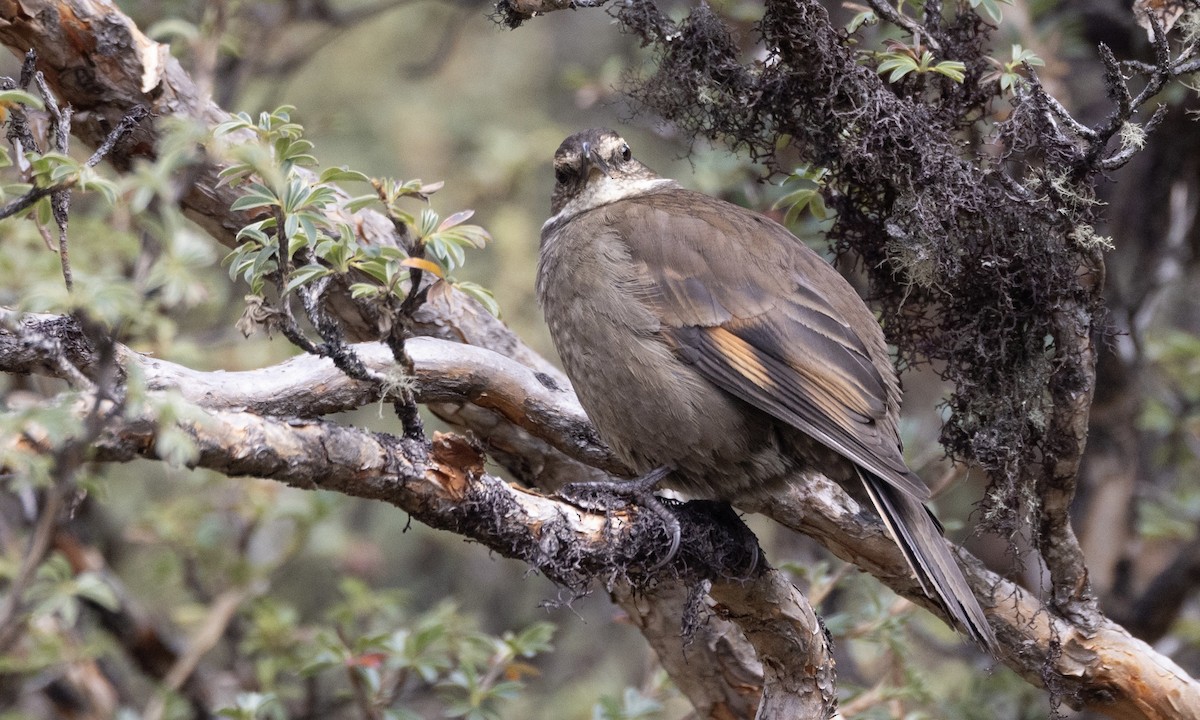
[1,308,826,716]
[0,308,619,480]
[615,569,838,720]
[1040,300,1101,624]
[6,370,832,717]
[6,309,1200,718]
[745,491,1200,719]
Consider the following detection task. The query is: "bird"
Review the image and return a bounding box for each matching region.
[536,127,996,652]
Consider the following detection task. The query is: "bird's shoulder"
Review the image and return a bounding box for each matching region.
[602,188,799,261]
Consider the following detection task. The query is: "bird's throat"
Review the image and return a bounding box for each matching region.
[543,176,679,235]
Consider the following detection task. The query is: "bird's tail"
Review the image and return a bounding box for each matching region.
[858,469,998,653]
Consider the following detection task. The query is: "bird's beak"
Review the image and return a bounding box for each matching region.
[582,141,612,178]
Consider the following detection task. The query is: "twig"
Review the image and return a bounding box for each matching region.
[0,102,148,270]
[84,105,150,169]
[142,587,253,720]
[865,0,941,54]
[0,182,65,220]
[296,276,389,386]
[21,65,75,289]
[0,321,121,649]
[0,481,67,652]
[1035,83,1098,141]
[494,0,611,28]
[338,624,383,720]
[1129,12,1175,112]
[1088,17,1174,167]
[836,676,892,718]
[806,562,853,608]
[1100,105,1169,171]
[2,51,41,154]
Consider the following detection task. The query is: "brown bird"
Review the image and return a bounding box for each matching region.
[536,128,996,651]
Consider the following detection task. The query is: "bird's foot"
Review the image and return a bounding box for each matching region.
[558,466,680,570]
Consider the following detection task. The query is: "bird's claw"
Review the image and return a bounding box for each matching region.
[557,466,680,570]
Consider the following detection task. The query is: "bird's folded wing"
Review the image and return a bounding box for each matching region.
[668,323,930,501]
[612,191,930,501]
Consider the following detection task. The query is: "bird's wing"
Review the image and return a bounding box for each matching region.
[609,189,930,501]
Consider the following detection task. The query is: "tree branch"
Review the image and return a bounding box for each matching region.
[1,308,831,717]
[6,308,1200,718]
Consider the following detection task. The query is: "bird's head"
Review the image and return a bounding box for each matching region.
[547,128,668,220]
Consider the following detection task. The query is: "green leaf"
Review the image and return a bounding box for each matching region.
[0,88,45,110]
[215,692,282,720]
[429,236,466,271]
[33,195,52,225]
[276,137,316,167]
[319,166,373,184]
[214,112,257,138]
[231,183,280,212]
[969,0,1007,23]
[346,193,380,213]
[437,225,492,250]
[932,60,967,83]
[349,283,383,300]
[877,55,918,82]
[235,219,273,244]
[1011,44,1045,67]
[74,572,119,611]
[507,621,554,656]
[283,264,331,294]
[417,207,440,238]
[283,214,300,251]
[455,281,501,317]
[354,256,392,284]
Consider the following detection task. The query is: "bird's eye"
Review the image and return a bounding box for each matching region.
[554,166,573,184]
[620,144,631,162]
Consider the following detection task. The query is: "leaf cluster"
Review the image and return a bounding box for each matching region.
[215,106,498,317]
[874,40,968,84]
[226,579,556,720]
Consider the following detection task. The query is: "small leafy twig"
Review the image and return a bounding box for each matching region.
[874,39,966,83]
[35,69,74,289]
[0,318,122,652]
[3,50,42,154]
[0,480,68,652]
[218,110,492,444]
[0,98,147,287]
[143,587,255,720]
[337,625,384,720]
[84,105,150,168]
